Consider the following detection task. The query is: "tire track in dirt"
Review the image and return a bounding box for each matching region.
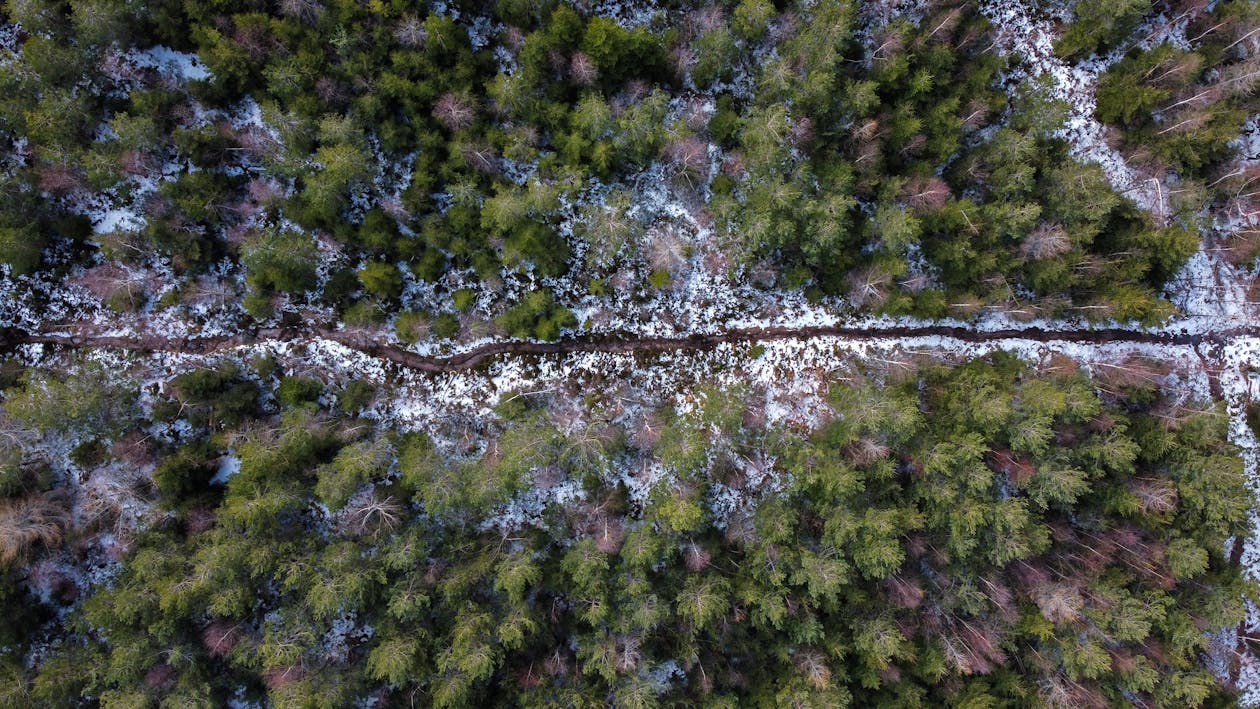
[0,322,1243,372]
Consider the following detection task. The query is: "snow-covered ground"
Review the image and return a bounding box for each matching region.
[5,327,1215,521]
[3,0,1260,697]
[1217,337,1260,702]
[127,46,211,83]
[981,0,1168,218]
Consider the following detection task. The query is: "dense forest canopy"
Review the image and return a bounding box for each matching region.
[0,0,1254,340]
[0,349,1253,707]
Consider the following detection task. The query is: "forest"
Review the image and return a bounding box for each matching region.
[0,0,1254,341]
[0,349,1253,707]
[0,0,1259,707]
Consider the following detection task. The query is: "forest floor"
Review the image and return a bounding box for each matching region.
[1,318,1255,371]
[2,0,1259,701]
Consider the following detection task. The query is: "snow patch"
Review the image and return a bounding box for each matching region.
[981,0,1168,219]
[129,46,212,83]
[211,454,240,485]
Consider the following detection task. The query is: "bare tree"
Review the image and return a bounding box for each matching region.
[38,163,83,194]
[1090,356,1172,395]
[1130,477,1178,515]
[433,93,476,132]
[1038,673,1108,709]
[570,51,598,86]
[845,437,890,467]
[262,664,306,690]
[592,516,624,554]
[644,225,690,276]
[1031,582,1082,624]
[615,634,642,674]
[869,27,903,68]
[339,492,403,538]
[394,16,427,48]
[793,648,832,689]
[1020,223,1072,261]
[885,574,925,609]
[461,143,500,176]
[682,543,711,572]
[279,0,322,24]
[543,648,570,677]
[144,663,177,692]
[847,266,892,309]
[75,262,159,310]
[665,136,710,188]
[899,175,951,211]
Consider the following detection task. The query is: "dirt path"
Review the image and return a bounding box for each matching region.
[0,322,1251,372]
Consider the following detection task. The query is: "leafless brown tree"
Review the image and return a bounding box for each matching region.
[279,0,321,24]
[433,93,476,132]
[1020,223,1072,261]
[570,51,598,86]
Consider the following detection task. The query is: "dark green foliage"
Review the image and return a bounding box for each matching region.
[502,221,571,277]
[0,443,48,499]
[152,441,218,499]
[68,439,107,469]
[581,16,666,89]
[277,376,322,410]
[0,224,45,275]
[241,228,319,296]
[10,354,1248,708]
[0,448,24,498]
[166,365,260,429]
[336,380,374,414]
[432,312,460,340]
[0,0,1219,329]
[1096,45,1183,126]
[1055,0,1151,60]
[496,290,577,341]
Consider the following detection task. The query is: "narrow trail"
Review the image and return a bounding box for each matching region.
[1,321,1256,373]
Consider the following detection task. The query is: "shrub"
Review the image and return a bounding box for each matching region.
[316,441,391,510]
[394,311,430,343]
[0,225,44,275]
[241,228,320,295]
[0,491,69,566]
[452,288,477,311]
[277,376,323,409]
[336,381,374,413]
[152,442,218,499]
[4,366,136,438]
[170,366,261,428]
[432,312,460,340]
[1054,0,1150,60]
[496,291,576,340]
